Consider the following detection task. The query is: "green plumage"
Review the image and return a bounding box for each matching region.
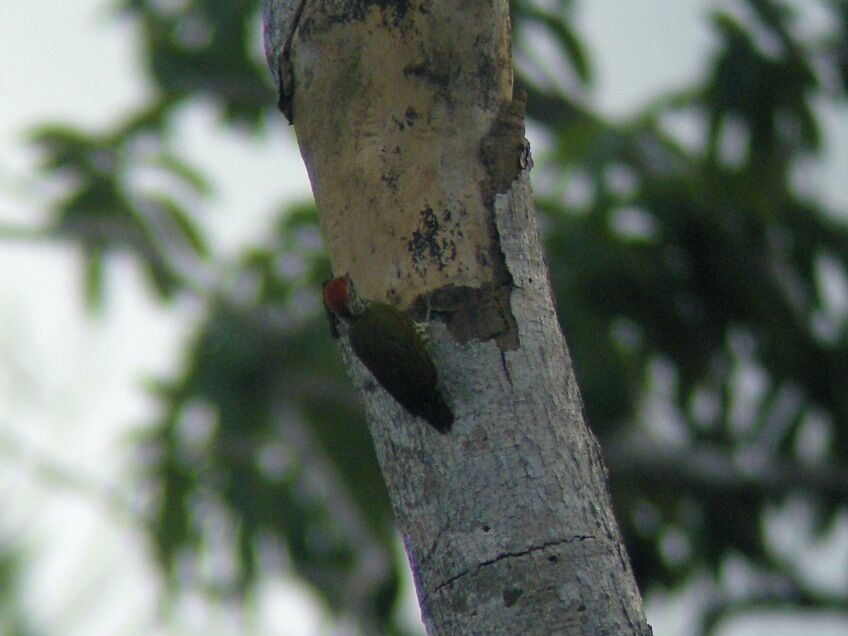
[348,303,454,433]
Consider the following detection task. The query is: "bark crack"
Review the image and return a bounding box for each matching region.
[499,349,512,386]
[276,0,308,123]
[433,534,596,594]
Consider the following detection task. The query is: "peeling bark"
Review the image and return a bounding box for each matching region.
[263,1,652,633]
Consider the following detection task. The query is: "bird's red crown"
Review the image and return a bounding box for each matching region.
[323,276,352,317]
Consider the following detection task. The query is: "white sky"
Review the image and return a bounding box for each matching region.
[0,1,846,635]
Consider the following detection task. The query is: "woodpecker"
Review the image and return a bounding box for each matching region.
[323,276,454,433]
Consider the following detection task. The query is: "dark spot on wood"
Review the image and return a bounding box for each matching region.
[383,168,399,192]
[405,106,419,126]
[402,59,451,90]
[406,206,458,273]
[482,524,491,533]
[548,555,558,564]
[502,587,523,608]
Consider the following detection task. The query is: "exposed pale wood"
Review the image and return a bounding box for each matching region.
[266,0,512,308]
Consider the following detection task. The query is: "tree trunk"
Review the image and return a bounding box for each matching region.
[262,1,652,633]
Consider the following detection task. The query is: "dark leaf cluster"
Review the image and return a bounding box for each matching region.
[514,0,848,626]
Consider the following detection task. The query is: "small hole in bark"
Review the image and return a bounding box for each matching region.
[548,555,558,563]
[482,524,491,533]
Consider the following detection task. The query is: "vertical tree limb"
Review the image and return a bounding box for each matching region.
[263,1,652,633]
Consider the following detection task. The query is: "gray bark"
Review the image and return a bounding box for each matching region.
[262,1,652,633]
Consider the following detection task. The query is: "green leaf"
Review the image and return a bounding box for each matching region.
[523,6,592,84]
[154,153,213,196]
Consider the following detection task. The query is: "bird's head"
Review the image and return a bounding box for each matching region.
[323,275,366,319]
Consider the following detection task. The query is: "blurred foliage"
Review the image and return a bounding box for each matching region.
[0,542,42,636]
[14,0,848,633]
[30,106,209,307]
